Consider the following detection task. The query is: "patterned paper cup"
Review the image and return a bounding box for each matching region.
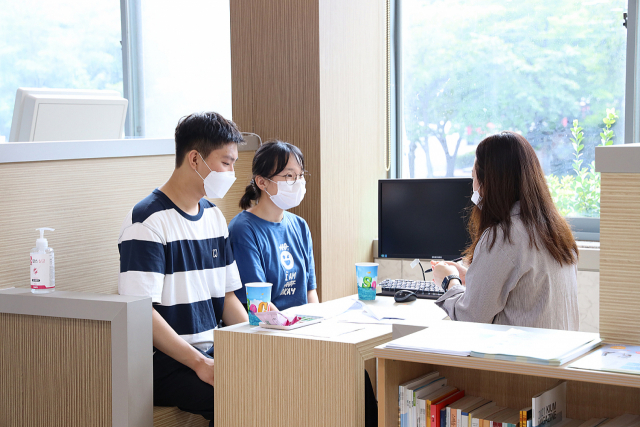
[245,283,273,326]
[355,263,378,301]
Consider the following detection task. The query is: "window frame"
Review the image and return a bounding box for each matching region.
[120,0,145,137]
[390,0,638,242]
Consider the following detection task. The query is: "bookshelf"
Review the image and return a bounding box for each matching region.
[374,346,640,427]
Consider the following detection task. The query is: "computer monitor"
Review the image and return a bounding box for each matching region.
[378,178,473,260]
[9,88,127,142]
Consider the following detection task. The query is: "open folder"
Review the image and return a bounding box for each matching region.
[385,321,601,366]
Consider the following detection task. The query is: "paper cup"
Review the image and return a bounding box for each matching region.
[356,262,378,301]
[246,282,273,326]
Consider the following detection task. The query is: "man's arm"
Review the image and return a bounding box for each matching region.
[221,291,249,325]
[152,308,215,386]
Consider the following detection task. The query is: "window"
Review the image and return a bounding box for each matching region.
[0,0,232,141]
[131,0,232,137]
[394,0,627,227]
[0,0,123,142]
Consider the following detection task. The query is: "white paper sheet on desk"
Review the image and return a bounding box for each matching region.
[359,303,406,321]
[332,304,404,324]
[335,310,398,324]
[282,298,410,324]
[286,322,365,338]
[281,298,357,319]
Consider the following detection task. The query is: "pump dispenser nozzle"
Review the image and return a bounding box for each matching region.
[35,228,54,251]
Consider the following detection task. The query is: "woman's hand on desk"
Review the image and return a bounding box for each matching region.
[268,302,279,311]
[431,261,467,287]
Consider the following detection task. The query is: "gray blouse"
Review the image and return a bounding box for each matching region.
[435,202,579,331]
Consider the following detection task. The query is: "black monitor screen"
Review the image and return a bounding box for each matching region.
[378,178,473,260]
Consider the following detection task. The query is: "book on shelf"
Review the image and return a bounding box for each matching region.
[384,321,601,366]
[503,409,523,427]
[461,399,493,427]
[568,344,640,376]
[470,403,501,427]
[599,414,640,427]
[489,407,520,427]
[532,381,567,427]
[400,371,441,427]
[520,407,532,427]
[481,407,507,427]
[432,390,466,427]
[576,418,608,427]
[409,376,448,427]
[449,396,483,427]
[481,407,508,427]
[554,419,586,427]
[417,385,458,427]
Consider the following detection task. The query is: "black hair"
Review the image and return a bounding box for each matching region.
[239,140,305,210]
[174,112,244,168]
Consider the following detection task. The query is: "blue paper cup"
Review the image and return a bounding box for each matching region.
[356,262,378,301]
[246,282,272,326]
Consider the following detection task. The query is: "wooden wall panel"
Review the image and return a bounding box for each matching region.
[599,173,640,345]
[318,0,387,301]
[231,0,386,301]
[0,154,252,294]
[231,0,323,294]
[0,313,111,426]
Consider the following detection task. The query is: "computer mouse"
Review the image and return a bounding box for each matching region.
[394,290,417,303]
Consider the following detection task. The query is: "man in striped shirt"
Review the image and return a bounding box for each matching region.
[118,112,249,424]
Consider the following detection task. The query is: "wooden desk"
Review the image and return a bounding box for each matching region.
[214,295,445,427]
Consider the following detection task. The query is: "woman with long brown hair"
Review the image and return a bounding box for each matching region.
[431,131,579,330]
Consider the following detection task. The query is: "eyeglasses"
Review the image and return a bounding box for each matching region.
[273,171,310,185]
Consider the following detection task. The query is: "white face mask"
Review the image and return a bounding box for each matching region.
[471,188,482,208]
[265,177,306,210]
[195,153,236,199]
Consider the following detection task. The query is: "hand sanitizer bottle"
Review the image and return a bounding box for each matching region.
[30,228,55,294]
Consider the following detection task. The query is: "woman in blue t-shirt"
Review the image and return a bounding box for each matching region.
[228,140,319,311]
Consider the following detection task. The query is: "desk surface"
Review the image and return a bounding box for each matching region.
[217,294,446,344]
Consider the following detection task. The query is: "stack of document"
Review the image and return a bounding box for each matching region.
[385,321,494,356]
[568,344,640,375]
[385,321,601,365]
[470,328,601,366]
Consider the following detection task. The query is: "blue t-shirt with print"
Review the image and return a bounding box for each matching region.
[228,210,317,311]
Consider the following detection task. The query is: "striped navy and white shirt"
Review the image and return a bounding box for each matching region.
[118,189,242,354]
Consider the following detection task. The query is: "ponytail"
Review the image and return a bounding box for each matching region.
[239,179,260,210]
